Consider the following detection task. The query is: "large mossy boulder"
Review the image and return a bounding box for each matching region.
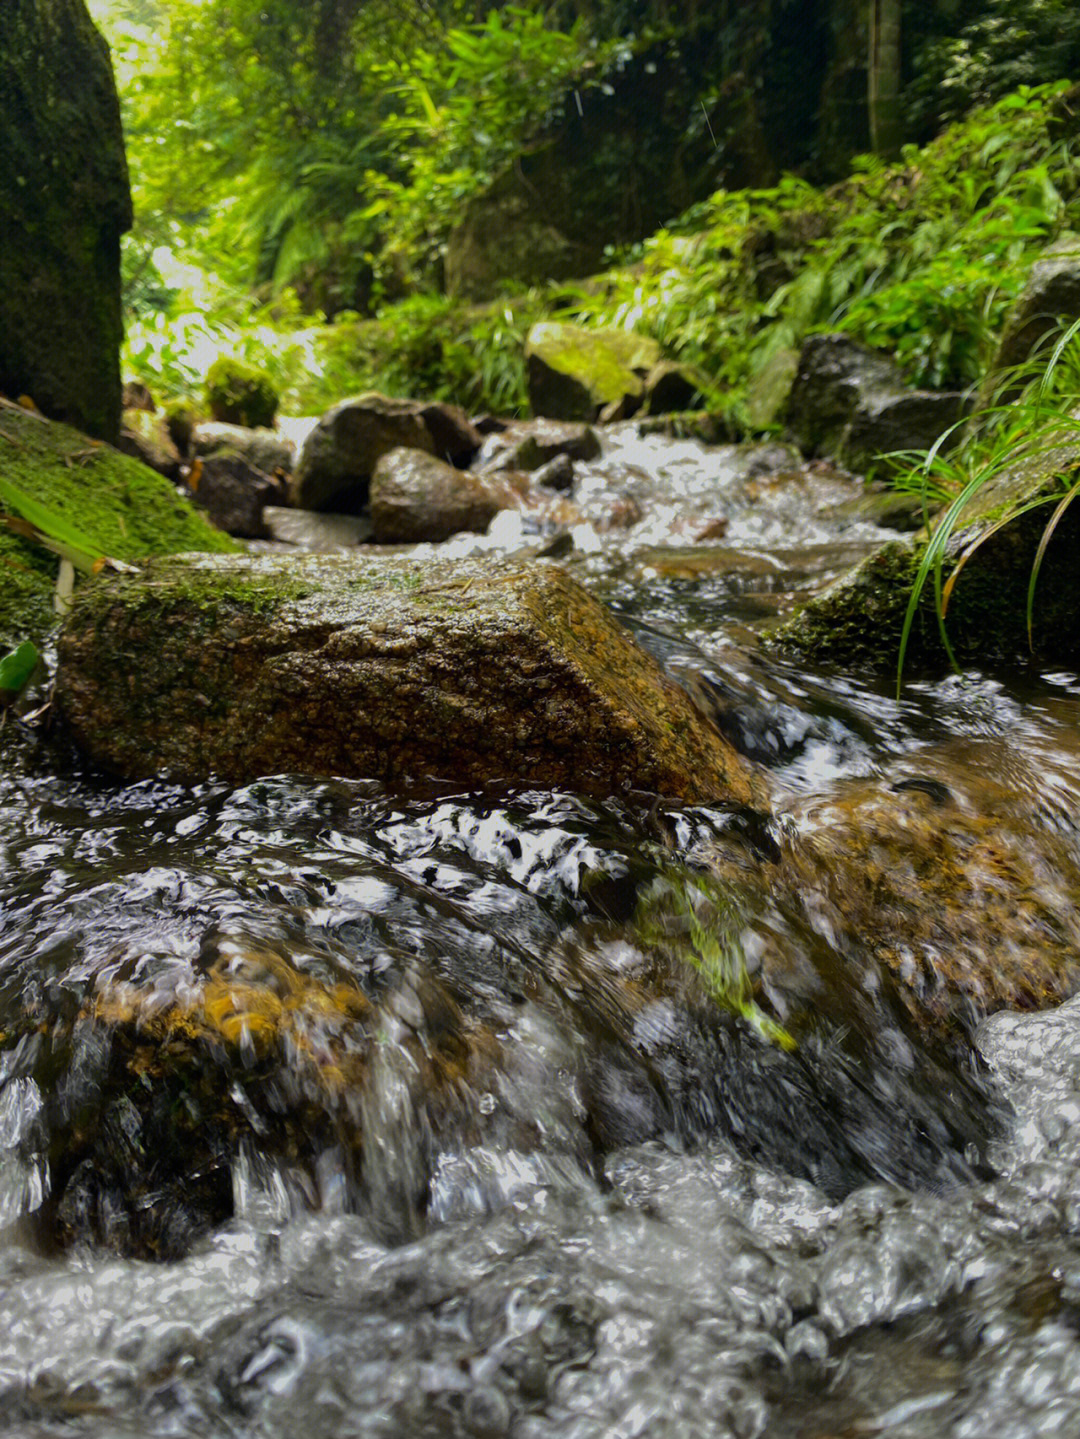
[989,233,1080,385]
[526,323,662,421]
[0,405,239,652]
[0,0,132,442]
[56,553,764,805]
[768,429,1080,669]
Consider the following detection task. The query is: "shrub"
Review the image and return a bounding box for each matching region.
[204,357,279,428]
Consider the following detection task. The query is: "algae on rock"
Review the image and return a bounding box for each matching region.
[0,405,238,651]
[57,552,765,806]
[0,0,131,441]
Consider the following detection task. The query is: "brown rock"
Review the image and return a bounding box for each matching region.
[56,553,764,805]
[189,452,282,538]
[116,408,182,480]
[369,447,523,544]
[291,394,436,512]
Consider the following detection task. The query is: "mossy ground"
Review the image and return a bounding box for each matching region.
[0,404,238,650]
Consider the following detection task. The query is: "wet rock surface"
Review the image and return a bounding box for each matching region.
[785,333,970,473]
[290,393,436,512]
[189,452,283,538]
[56,552,763,803]
[369,447,524,543]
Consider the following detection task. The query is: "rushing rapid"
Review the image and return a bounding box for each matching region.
[3,427,1080,1438]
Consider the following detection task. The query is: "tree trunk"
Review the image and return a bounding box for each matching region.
[868,0,902,156]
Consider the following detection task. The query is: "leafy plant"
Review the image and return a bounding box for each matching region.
[0,642,38,702]
[892,317,1080,691]
[635,870,795,1050]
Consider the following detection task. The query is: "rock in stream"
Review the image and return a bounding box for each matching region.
[56,553,764,804]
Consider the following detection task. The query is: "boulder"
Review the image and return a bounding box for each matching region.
[768,427,1080,668]
[56,553,764,806]
[643,360,710,415]
[0,403,238,652]
[415,401,483,467]
[369,448,523,545]
[532,454,576,493]
[0,0,132,441]
[475,419,601,474]
[525,323,662,421]
[990,233,1080,384]
[192,421,294,477]
[291,394,436,512]
[116,408,182,481]
[189,453,282,539]
[785,335,971,472]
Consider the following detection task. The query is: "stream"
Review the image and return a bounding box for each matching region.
[3,426,1080,1437]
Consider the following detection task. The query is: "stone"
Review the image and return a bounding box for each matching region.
[193,421,294,476]
[116,408,182,481]
[0,0,132,441]
[532,454,575,493]
[643,360,710,415]
[768,426,1080,668]
[56,552,765,806]
[189,452,282,539]
[0,402,237,652]
[476,419,601,474]
[291,394,436,512]
[369,448,523,544]
[262,507,371,551]
[121,380,155,413]
[785,334,970,473]
[990,232,1080,386]
[525,323,662,421]
[415,401,483,467]
[743,348,800,431]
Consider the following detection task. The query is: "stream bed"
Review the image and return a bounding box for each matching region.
[3,428,1080,1437]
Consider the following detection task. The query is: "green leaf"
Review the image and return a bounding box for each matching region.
[0,476,106,573]
[0,641,38,697]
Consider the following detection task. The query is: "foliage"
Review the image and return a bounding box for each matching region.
[892,318,1080,691]
[0,643,38,701]
[205,356,279,428]
[567,83,1078,412]
[634,869,795,1051]
[908,0,1080,134]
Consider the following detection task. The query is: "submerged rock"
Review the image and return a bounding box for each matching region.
[0,0,132,442]
[476,418,601,474]
[57,553,763,803]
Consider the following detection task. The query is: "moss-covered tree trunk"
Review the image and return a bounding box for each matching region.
[0,0,132,442]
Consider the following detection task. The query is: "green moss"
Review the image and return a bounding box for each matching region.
[205,357,278,428]
[0,406,238,650]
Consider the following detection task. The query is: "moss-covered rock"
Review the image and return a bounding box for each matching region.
[768,433,1080,669]
[205,357,279,429]
[526,323,662,421]
[0,404,239,651]
[56,552,765,805]
[0,0,132,442]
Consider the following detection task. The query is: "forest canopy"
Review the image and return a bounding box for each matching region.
[84,0,1080,416]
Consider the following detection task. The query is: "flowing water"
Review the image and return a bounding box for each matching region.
[3,428,1080,1437]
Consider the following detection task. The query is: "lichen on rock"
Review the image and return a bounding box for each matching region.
[56,551,764,806]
